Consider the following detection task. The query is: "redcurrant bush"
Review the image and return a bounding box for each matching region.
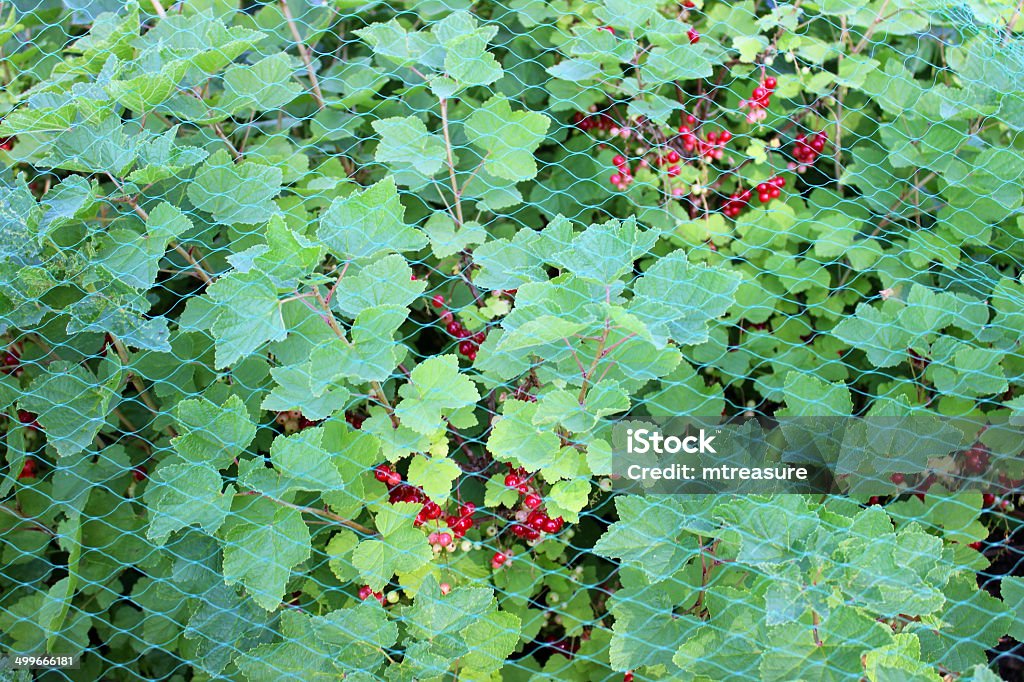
[0,0,1022,680]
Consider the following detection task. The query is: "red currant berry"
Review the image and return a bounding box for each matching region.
[466,350,477,362]
[524,493,542,510]
[387,471,402,487]
[440,582,452,595]
[491,551,508,569]
[431,294,445,308]
[764,76,777,89]
[375,464,391,482]
[459,340,475,356]
[666,150,680,163]
[687,28,700,44]
[472,331,486,344]
[962,445,990,475]
[983,493,996,508]
[0,137,14,151]
[624,673,635,682]
[505,474,521,488]
[17,457,36,480]
[358,585,373,600]
[132,465,148,482]
[667,165,681,177]
[890,473,905,485]
[969,541,983,551]
[612,154,626,166]
[460,502,476,517]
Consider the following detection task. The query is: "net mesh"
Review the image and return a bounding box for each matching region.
[1,0,1023,680]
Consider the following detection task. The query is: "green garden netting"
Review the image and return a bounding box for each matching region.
[1,0,1024,679]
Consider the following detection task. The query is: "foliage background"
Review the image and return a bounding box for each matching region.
[1,0,1024,679]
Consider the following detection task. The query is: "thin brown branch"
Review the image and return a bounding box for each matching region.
[280,0,325,109]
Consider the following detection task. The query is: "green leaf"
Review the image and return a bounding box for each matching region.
[332,254,425,319]
[533,379,629,433]
[187,149,283,225]
[553,217,661,284]
[406,454,462,503]
[404,575,496,655]
[312,602,399,672]
[372,116,447,177]
[423,213,486,259]
[38,175,99,238]
[630,252,740,347]
[396,355,480,435]
[545,479,591,523]
[487,399,561,473]
[221,496,313,611]
[261,364,350,420]
[459,610,521,672]
[233,216,323,287]
[356,19,435,68]
[20,360,123,457]
[1002,577,1024,641]
[444,30,502,87]
[184,582,273,675]
[235,610,337,680]
[127,125,209,185]
[593,496,698,581]
[318,177,428,261]
[96,202,192,290]
[644,42,713,83]
[43,112,138,176]
[310,305,406,385]
[720,496,820,567]
[172,393,256,469]
[146,463,235,544]
[219,53,302,114]
[243,427,347,497]
[465,95,550,181]
[833,302,911,368]
[778,372,853,417]
[596,0,658,32]
[353,502,433,590]
[205,271,288,369]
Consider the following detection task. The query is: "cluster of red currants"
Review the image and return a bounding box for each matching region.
[609,154,635,191]
[432,295,485,361]
[375,464,477,536]
[739,76,777,123]
[444,502,476,538]
[274,410,318,435]
[755,175,785,203]
[2,347,21,376]
[505,470,565,539]
[650,148,682,180]
[961,444,990,475]
[358,585,386,605]
[677,123,733,164]
[790,131,828,171]
[491,549,512,569]
[571,109,632,140]
[721,175,785,218]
